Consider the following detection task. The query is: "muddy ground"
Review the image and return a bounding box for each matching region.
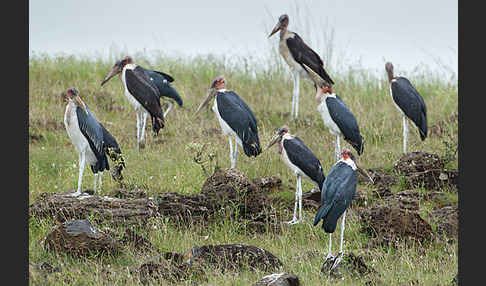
[29,151,458,284]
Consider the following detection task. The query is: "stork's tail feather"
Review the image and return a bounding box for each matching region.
[313,203,332,227]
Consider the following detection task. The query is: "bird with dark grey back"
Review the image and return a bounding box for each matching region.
[385,62,427,153]
[101,56,166,150]
[268,14,334,120]
[63,87,125,197]
[303,64,363,160]
[313,148,358,272]
[266,125,326,225]
[195,76,262,169]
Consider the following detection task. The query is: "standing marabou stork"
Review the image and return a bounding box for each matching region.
[64,87,125,197]
[385,62,427,153]
[303,64,363,160]
[266,126,326,224]
[195,77,262,169]
[268,14,334,119]
[101,56,165,150]
[313,148,358,272]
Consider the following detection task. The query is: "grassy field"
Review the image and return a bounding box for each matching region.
[29,52,458,285]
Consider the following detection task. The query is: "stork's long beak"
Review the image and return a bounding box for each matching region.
[264,134,281,151]
[74,95,88,114]
[354,161,374,185]
[195,88,216,116]
[302,64,325,87]
[101,67,120,87]
[268,22,281,38]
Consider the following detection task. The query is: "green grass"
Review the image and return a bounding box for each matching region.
[29,52,458,285]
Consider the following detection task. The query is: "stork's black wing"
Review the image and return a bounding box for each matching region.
[326,95,363,155]
[313,162,356,233]
[216,91,261,157]
[286,32,334,85]
[391,77,427,140]
[144,68,183,106]
[76,105,109,173]
[125,66,165,134]
[283,136,326,188]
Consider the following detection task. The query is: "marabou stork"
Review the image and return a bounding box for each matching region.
[313,148,358,272]
[303,64,364,160]
[268,14,334,119]
[63,87,125,197]
[385,62,427,153]
[101,56,165,150]
[195,77,262,169]
[266,126,326,224]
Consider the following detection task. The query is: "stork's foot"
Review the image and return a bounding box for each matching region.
[65,189,93,197]
[285,218,300,225]
[330,252,343,271]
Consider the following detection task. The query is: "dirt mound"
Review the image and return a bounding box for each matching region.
[133,243,283,284]
[43,219,121,256]
[430,205,458,240]
[252,176,282,194]
[393,152,458,190]
[111,189,147,199]
[357,194,433,246]
[252,272,300,286]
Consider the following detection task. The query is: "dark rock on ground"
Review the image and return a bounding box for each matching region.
[252,272,300,286]
[43,219,122,256]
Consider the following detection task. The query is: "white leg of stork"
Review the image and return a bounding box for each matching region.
[163,101,174,118]
[287,174,302,225]
[335,135,341,161]
[321,233,336,273]
[135,110,141,151]
[233,137,238,167]
[69,151,86,197]
[291,72,300,119]
[93,173,98,192]
[98,172,103,193]
[140,111,148,148]
[402,114,408,153]
[330,209,347,271]
[229,137,235,168]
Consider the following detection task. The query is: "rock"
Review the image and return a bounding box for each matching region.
[252,272,300,286]
[43,219,122,256]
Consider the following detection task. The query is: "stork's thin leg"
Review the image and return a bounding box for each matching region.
[291,72,300,119]
[321,233,335,273]
[93,173,98,192]
[70,151,86,197]
[330,210,347,271]
[163,101,174,118]
[98,172,103,193]
[335,135,341,161]
[233,138,238,167]
[140,111,148,143]
[402,115,408,153]
[298,175,303,221]
[229,137,235,168]
[287,175,300,224]
[136,110,141,150]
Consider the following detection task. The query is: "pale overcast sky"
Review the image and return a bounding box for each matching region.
[29,0,457,76]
